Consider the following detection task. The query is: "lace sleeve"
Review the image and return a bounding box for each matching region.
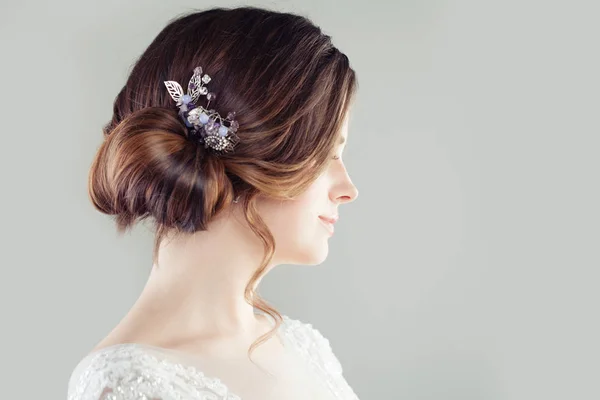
[67,345,239,400]
[67,350,165,400]
[281,317,361,399]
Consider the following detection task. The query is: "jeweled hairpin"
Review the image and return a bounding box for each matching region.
[164,66,240,154]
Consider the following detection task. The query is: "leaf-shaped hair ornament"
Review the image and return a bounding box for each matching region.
[163,81,184,105]
[163,66,240,155]
[187,66,204,103]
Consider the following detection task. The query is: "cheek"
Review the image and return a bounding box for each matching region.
[255,176,330,243]
[271,201,317,236]
[257,199,311,235]
[256,193,330,264]
[258,200,320,254]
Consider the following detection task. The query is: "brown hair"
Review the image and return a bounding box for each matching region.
[88,6,358,360]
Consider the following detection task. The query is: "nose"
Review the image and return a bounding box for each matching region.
[332,175,359,205]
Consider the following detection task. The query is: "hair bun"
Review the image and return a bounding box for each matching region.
[88,107,234,235]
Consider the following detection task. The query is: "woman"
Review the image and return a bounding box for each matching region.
[68,6,360,400]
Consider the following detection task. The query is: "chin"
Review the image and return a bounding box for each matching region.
[293,242,330,266]
[273,234,331,266]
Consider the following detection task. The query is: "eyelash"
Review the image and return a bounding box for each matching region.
[332,155,340,160]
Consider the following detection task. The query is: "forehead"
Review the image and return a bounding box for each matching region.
[338,112,350,144]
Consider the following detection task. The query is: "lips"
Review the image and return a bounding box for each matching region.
[318,215,339,225]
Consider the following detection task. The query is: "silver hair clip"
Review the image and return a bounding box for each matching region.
[164,66,240,154]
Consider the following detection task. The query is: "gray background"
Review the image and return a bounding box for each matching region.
[1,0,598,399]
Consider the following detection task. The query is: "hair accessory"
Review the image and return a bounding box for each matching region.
[164,66,240,154]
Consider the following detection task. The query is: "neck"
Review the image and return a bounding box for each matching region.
[124,207,275,346]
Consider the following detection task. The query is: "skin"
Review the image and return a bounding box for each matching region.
[93,112,358,367]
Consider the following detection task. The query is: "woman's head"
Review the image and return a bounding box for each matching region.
[88,6,358,357]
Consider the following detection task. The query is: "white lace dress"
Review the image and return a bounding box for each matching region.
[67,314,360,400]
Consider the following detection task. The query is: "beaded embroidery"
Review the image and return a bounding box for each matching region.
[68,315,360,400]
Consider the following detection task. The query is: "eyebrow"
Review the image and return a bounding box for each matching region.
[338,135,346,145]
